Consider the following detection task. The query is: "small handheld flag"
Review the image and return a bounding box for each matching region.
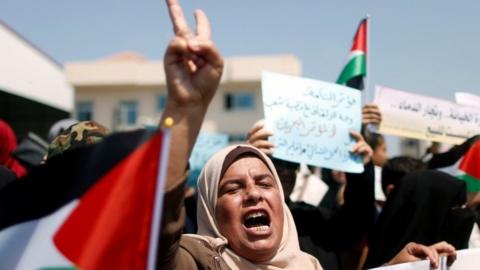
[337,17,368,90]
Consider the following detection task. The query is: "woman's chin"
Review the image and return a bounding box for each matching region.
[236,239,279,263]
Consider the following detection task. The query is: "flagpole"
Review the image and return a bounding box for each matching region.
[147,124,172,270]
[364,14,379,133]
[365,14,371,103]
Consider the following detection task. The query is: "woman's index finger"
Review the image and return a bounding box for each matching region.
[166,0,192,37]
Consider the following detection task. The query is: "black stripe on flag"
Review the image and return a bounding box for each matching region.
[0,129,156,231]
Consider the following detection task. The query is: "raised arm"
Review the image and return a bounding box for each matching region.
[426,134,480,169]
[293,132,375,251]
[161,0,223,190]
[245,119,275,155]
[362,103,382,126]
[158,1,223,268]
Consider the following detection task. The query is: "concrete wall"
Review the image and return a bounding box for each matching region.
[68,53,302,139]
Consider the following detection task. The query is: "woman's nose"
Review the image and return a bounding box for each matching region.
[244,182,262,204]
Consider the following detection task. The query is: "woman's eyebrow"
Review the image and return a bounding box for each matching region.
[254,173,273,180]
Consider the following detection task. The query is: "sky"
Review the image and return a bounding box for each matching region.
[2,0,479,101]
[2,0,479,155]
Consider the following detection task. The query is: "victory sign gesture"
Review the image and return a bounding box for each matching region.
[164,0,223,109]
[161,0,223,191]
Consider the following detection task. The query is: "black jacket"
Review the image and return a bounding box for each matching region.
[365,170,476,268]
[289,162,376,270]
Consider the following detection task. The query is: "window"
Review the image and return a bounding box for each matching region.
[76,101,93,121]
[119,101,138,126]
[156,94,168,112]
[224,92,255,111]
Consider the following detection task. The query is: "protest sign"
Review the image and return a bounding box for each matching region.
[368,248,480,270]
[188,132,229,187]
[375,86,480,145]
[449,248,480,270]
[289,164,329,206]
[262,71,363,173]
[369,260,429,270]
[455,92,480,108]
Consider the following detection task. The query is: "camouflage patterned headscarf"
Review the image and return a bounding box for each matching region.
[47,121,109,159]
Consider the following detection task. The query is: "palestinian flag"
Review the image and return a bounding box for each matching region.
[0,129,170,270]
[336,17,368,90]
[458,140,480,192]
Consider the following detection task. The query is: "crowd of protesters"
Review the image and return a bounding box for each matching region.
[1,0,480,269]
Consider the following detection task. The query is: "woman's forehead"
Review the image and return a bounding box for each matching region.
[220,147,272,178]
[222,155,272,176]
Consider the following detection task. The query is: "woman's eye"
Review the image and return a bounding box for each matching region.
[224,185,240,193]
[258,181,273,188]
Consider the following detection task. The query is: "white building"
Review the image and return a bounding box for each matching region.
[0,20,73,139]
[66,52,301,141]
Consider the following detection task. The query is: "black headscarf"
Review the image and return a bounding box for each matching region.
[365,170,476,268]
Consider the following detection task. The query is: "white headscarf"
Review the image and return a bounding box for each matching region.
[188,144,322,270]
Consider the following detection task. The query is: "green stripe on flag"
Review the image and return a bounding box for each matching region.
[336,54,366,84]
[457,174,480,193]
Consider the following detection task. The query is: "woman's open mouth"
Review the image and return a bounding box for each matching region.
[243,210,271,234]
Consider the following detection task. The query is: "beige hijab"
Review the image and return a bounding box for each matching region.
[189,144,322,270]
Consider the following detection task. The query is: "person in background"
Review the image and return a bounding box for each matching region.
[46,121,109,160]
[380,136,480,199]
[365,133,388,168]
[361,104,387,167]
[380,156,427,197]
[47,118,79,143]
[424,135,480,169]
[12,132,48,171]
[366,170,474,268]
[0,119,26,178]
[0,166,16,190]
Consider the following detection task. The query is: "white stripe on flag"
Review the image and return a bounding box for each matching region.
[345,50,364,62]
[0,201,78,270]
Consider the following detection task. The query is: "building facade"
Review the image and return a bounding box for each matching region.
[66,52,301,141]
[0,21,73,140]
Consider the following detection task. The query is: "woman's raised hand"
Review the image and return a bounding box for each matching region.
[164,0,223,109]
[162,0,223,190]
[246,119,275,155]
[350,130,373,165]
[362,103,382,126]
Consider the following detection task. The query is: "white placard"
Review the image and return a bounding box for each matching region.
[369,248,480,270]
[455,92,480,108]
[369,260,429,270]
[262,71,363,173]
[374,86,480,145]
[449,248,480,270]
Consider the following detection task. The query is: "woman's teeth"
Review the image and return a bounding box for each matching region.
[246,211,266,219]
[253,225,270,231]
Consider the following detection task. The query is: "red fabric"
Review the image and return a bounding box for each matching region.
[0,120,26,178]
[459,140,480,179]
[54,131,165,270]
[351,18,367,53]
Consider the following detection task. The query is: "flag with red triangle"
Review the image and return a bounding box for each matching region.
[337,18,368,90]
[458,141,480,192]
[458,140,480,192]
[0,129,170,270]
